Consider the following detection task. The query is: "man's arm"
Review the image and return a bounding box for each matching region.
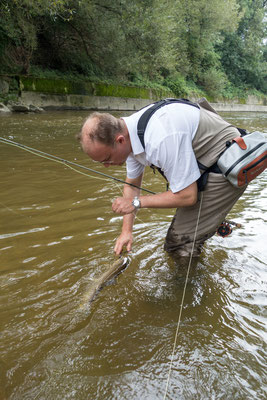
[112,181,198,215]
[139,181,197,208]
[113,174,143,255]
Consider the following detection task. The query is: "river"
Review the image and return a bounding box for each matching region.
[0,110,266,399]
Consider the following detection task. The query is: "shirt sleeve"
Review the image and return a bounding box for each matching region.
[148,132,200,193]
[126,153,145,179]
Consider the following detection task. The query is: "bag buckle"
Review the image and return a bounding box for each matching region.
[233,136,247,150]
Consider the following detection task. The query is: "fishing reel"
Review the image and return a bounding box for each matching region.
[216,219,242,238]
[216,221,232,238]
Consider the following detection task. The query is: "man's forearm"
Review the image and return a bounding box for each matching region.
[121,213,135,233]
[121,175,142,232]
[139,182,197,209]
[112,179,197,216]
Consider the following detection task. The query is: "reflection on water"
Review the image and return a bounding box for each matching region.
[0,111,266,399]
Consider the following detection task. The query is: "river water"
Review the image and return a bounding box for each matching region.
[0,110,266,400]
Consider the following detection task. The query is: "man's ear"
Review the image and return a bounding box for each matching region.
[116,134,125,144]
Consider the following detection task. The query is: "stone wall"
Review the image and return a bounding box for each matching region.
[0,75,266,113]
[20,91,153,111]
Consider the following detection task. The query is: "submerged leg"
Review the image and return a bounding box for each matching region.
[164,173,246,258]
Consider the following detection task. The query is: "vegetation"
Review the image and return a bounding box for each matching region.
[0,0,266,99]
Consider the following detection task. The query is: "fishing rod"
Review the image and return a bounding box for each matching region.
[0,136,156,194]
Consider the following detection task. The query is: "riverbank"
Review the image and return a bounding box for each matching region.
[0,75,266,113]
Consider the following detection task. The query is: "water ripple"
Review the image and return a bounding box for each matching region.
[0,226,49,239]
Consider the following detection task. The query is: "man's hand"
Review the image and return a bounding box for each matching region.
[114,231,133,255]
[112,197,136,215]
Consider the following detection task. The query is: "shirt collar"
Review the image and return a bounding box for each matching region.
[122,116,145,156]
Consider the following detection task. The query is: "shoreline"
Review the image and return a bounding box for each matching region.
[1,92,267,114]
[0,75,266,114]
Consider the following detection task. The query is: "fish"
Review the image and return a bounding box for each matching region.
[79,254,130,309]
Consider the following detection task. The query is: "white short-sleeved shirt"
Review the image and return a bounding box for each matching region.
[122,103,201,193]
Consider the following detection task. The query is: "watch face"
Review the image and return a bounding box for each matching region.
[133,198,140,208]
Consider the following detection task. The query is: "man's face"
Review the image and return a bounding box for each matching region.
[81,119,130,167]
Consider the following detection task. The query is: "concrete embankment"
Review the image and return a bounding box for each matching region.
[0,75,266,113]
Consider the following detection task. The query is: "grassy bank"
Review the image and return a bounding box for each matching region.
[21,67,267,104]
[0,68,266,107]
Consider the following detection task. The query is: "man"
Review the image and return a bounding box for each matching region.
[78,98,246,257]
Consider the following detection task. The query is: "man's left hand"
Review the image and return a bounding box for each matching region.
[112,197,135,215]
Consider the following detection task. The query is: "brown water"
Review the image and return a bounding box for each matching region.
[0,110,266,400]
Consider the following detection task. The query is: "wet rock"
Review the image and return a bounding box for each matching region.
[28,104,44,113]
[10,103,30,112]
[0,102,11,113]
[7,101,44,113]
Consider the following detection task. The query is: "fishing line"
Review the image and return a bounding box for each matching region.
[111,176,148,225]
[1,134,204,388]
[0,136,151,226]
[0,137,156,194]
[163,191,203,400]
[1,137,110,183]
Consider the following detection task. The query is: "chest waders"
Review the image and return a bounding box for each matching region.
[136,99,247,255]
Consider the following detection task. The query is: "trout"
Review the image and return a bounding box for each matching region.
[79,254,130,309]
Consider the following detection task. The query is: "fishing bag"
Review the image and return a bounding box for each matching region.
[217,131,267,187]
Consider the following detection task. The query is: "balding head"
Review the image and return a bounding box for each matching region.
[78,112,125,149]
[77,112,132,167]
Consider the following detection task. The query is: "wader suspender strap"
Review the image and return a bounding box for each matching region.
[136,98,210,191]
[137,98,200,149]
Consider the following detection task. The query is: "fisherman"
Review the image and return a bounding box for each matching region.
[77,98,246,257]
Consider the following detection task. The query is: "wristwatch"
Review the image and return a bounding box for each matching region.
[132,196,141,211]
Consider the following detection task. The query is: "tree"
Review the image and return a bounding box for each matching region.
[0,0,74,73]
[169,0,240,80]
[0,0,265,97]
[217,0,267,93]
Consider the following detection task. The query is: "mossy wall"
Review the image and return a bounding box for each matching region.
[19,76,173,100]
[1,75,266,112]
[20,77,95,96]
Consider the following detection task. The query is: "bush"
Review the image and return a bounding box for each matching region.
[163,74,189,97]
[198,68,228,98]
